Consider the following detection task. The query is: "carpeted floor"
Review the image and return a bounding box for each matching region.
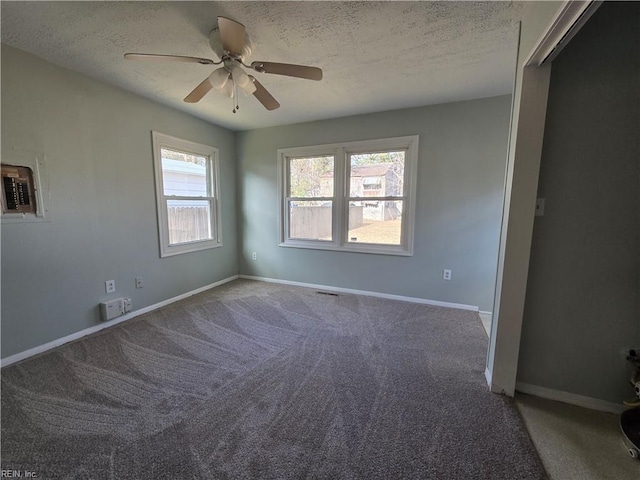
[1,279,547,479]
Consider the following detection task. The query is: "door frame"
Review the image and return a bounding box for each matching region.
[485,0,601,396]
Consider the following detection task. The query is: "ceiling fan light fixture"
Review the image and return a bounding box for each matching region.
[230,65,252,89]
[209,67,230,90]
[230,64,256,95]
[219,79,235,98]
[240,79,257,96]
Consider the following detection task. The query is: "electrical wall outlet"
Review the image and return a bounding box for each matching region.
[105,280,116,293]
[251,252,257,261]
[135,276,143,289]
[443,269,452,281]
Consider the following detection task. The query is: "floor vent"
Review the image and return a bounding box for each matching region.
[316,291,339,297]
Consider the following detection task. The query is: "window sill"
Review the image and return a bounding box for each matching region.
[278,240,412,257]
[160,240,223,258]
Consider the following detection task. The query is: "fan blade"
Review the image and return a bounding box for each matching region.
[124,53,215,65]
[217,17,245,56]
[184,77,213,103]
[251,62,322,81]
[250,76,280,110]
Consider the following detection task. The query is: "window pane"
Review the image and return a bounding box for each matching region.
[161,148,209,197]
[289,156,334,197]
[350,151,405,197]
[347,200,403,245]
[288,200,332,241]
[167,199,212,245]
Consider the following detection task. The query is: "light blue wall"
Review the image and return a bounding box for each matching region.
[1,45,513,361]
[236,96,512,311]
[518,2,640,404]
[1,45,238,358]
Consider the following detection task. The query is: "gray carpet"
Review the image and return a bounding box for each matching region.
[1,279,547,479]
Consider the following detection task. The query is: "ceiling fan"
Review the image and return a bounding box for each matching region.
[124,16,323,112]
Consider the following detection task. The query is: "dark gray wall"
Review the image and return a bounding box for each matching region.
[236,96,512,311]
[518,2,640,403]
[1,45,239,358]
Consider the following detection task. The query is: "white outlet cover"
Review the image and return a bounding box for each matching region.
[105,280,116,293]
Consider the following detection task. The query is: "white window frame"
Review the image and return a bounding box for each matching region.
[152,131,222,257]
[278,135,418,256]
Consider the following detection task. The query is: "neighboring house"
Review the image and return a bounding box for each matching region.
[161,158,206,199]
[321,163,403,221]
[162,158,210,244]
[349,163,400,198]
[349,163,403,221]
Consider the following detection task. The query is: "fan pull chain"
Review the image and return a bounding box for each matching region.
[232,82,240,113]
[236,82,240,112]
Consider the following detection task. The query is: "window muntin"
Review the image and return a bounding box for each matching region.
[279,136,418,256]
[152,132,222,257]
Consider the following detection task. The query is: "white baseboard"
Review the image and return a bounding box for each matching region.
[479,310,493,316]
[1,275,239,368]
[2,273,478,367]
[238,275,479,312]
[515,381,625,414]
[484,367,515,396]
[485,367,493,387]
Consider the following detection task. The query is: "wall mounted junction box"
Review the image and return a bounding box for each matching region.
[100,298,124,321]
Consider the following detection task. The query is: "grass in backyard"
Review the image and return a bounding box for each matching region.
[347,219,401,245]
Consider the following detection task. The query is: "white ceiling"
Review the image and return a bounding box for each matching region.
[1,1,525,131]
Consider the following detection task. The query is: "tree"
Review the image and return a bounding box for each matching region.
[161,148,206,167]
[289,156,333,198]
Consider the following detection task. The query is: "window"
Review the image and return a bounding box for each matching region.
[152,132,222,257]
[278,136,418,255]
[286,155,335,241]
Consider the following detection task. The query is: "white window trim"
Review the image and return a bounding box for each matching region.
[152,131,222,258]
[278,135,418,256]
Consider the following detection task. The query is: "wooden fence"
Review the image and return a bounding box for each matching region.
[290,205,363,240]
[167,206,211,244]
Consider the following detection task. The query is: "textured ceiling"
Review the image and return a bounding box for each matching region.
[1,1,524,131]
